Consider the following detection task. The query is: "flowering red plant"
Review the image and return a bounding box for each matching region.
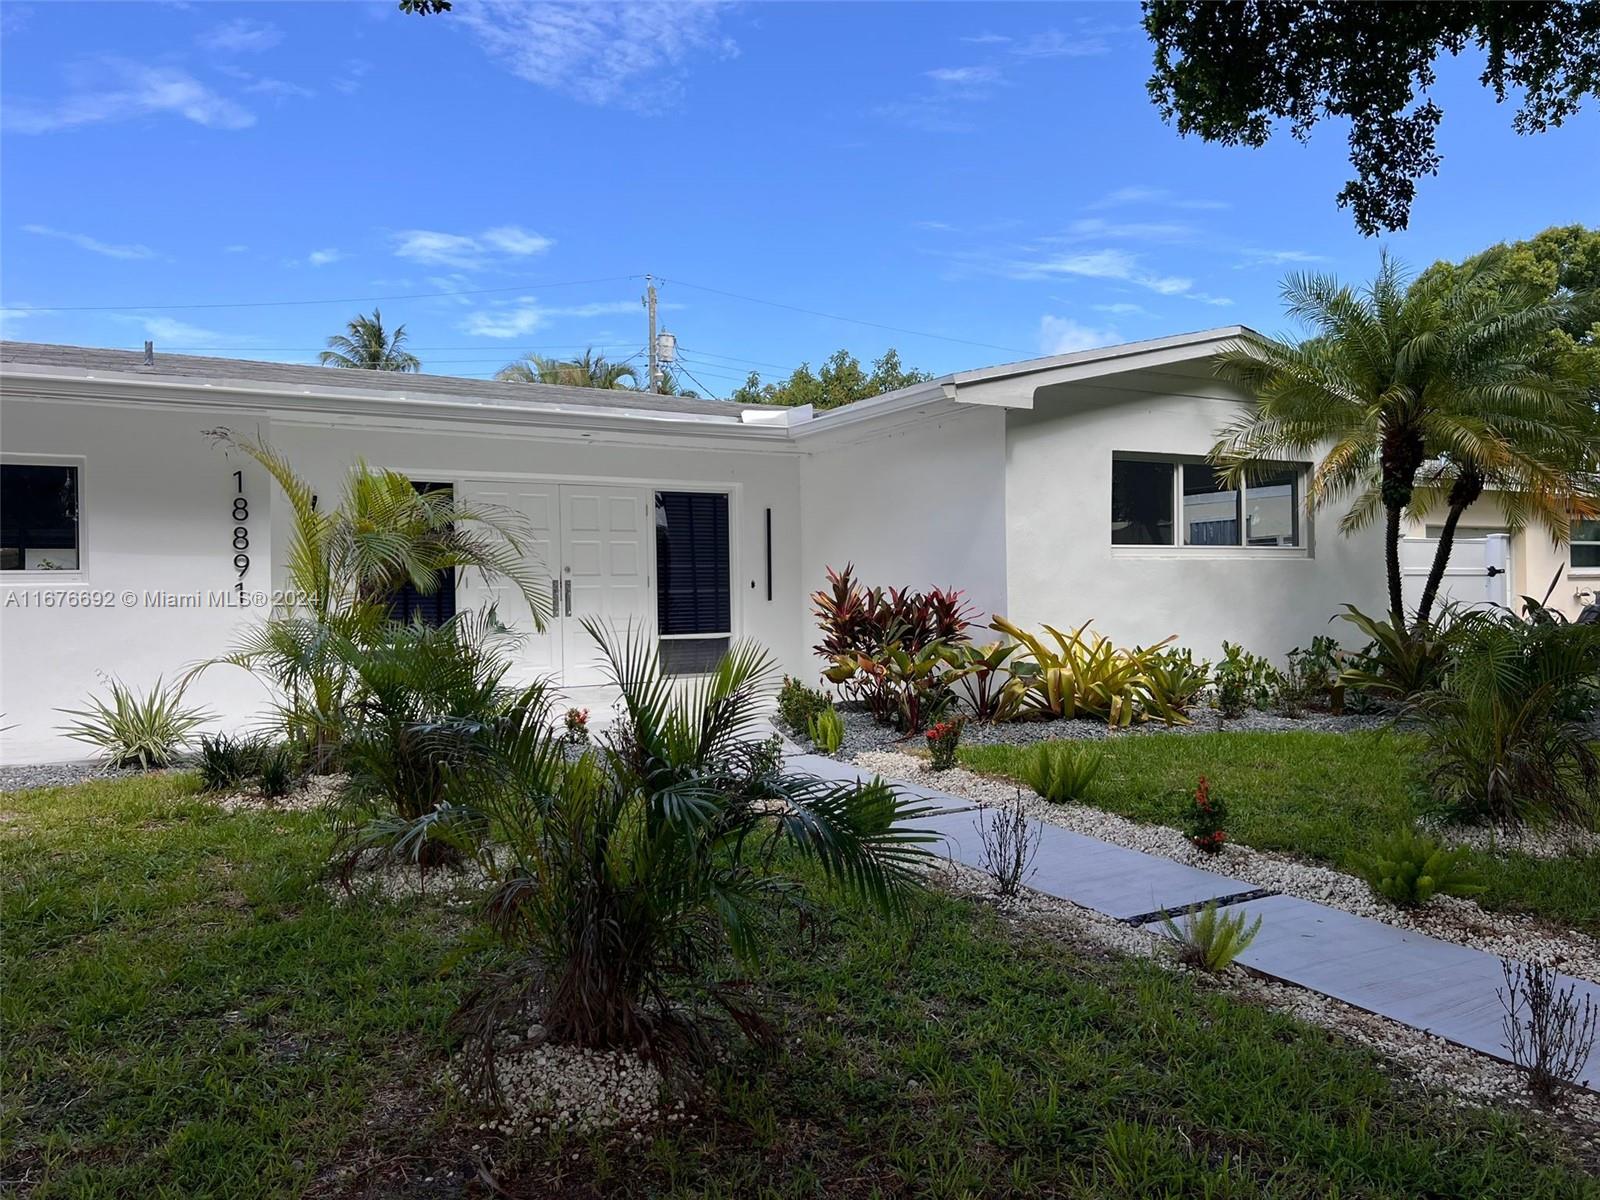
[563,707,590,745]
[1183,774,1229,854]
[925,718,964,771]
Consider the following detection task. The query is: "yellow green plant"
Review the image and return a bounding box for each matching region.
[989,617,1183,727]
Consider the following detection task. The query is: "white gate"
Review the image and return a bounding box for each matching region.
[1400,530,1511,613]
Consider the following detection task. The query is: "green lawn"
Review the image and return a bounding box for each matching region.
[4,772,1597,1198]
[959,729,1600,935]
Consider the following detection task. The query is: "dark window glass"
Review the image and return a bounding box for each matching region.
[388,481,456,627]
[1,463,80,571]
[1182,463,1241,546]
[1574,519,1600,569]
[1110,459,1173,545]
[1245,467,1299,546]
[655,491,730,635]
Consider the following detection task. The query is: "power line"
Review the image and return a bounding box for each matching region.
[657,276,1030,355]
[672,359,723,402]
[14,274,644,314]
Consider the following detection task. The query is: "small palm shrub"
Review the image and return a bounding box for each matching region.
[1417,615,1600,825]
[56,677,212,769]
[777,675,832,735]
[1182,775,1228,853]
[1356,828,1484,907]
[1338,604,1454,700]
[256,742,305,802]
[925,719,963,770]
[196,732,266,791]
[450,622,936,1090]
[1020,742,1104,804]
[334,611,538,870]
[807,705,845,754]
[1159,901,1263,973]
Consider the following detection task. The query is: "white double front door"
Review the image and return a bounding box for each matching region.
[457,480,653,686]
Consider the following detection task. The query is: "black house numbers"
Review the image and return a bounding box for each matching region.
[232,469,250,598]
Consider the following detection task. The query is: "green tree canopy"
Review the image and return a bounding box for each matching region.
[319,309,420,372]
[730,348,932,410]
[1143,2,1600,234]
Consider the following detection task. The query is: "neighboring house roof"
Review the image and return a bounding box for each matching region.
[0,326,1254,441]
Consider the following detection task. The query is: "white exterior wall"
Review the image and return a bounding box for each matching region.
[796,404,1009,665]
[1003,371,1387,659]
[1,397,804,763]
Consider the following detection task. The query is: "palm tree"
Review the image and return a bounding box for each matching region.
[496,347,639,389]
[451,622,935,1087]
[319,308,421,372]
[198,431,548,760]
[1210,253,1594,634]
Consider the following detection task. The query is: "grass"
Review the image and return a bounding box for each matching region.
[960,729,1600,935]
[4,771,1597,1197]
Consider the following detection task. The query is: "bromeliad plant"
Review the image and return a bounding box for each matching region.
[451,621,938,1091]
[950,640,1024,722]
[989,616,1183,727]
[824,639,961,733]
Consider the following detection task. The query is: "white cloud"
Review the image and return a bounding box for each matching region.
[1064,217,1196,243]
[1238,248,1330,268]
[216,66,314,100]
[1093,302,1148,316]
[461,298,639,338]
[1012,30,1110,59]
[914,220,957,232]
[1011,248,1193,296]
[23,223,156,260]
[925,65,1002,87]
[454,0,736,110]
[3,60,254,133]
[224,244,249,254]
[1086,186,1230,212]
[197,19,284,54]
[115,315,251,349]
[1039,316,1120,355]
[962,32,1011,45]
[874,96,976,134]
[331,58,373,95]
[393,225,553,270]
[307,248,342,267]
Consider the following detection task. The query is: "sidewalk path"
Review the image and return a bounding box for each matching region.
[789,752,1600,1090]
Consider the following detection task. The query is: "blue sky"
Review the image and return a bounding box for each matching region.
[3,1,1597,396]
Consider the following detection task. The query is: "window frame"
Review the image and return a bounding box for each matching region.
[1110,453,1309,555]
[1571,518,1600,575]
[653,488,734,679]
[0,453,88,582]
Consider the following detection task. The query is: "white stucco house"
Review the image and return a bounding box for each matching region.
[0,328,1404,763]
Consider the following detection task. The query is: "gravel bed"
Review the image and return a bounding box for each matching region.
[859,750,1600,983]
[936,858,1600,1143]
[209,772,343,814]
[0,759,148,793]
[814,705,1394,760]
[453,1027,675,1140]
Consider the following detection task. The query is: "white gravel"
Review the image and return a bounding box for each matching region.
[207,772,343,814]
[453,1029,672,1139]
[0,760,153,793]
[934,858,1600,1142]
[859,750,1600,984]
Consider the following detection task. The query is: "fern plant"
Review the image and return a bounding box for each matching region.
[56,677,211,769]
[1020,742,1104,804]
[1159,901,1263,973]
[807,705,845,754]
[1357,828,1485,906]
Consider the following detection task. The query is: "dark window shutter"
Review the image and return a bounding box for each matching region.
[388,481,456,627]
[655,491,730,635]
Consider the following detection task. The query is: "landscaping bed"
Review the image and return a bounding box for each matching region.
[7,771,1600,1197]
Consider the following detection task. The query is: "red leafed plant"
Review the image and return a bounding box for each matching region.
[811,564,976,659]
[1184,774,1229,854]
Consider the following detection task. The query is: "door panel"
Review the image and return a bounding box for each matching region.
[1400,532,1511,612]
[561,486,652,686]
[456,481,562,682]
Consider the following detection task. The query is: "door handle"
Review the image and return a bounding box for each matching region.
[550,578,561,619]
[564,578,572,617]
[1486,566,1505,578]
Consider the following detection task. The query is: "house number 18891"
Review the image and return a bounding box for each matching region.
[232,469,250,597]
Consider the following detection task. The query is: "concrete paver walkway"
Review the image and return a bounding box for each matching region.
[788,752,1600,1090]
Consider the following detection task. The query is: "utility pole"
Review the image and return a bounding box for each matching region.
[644,274,660,393]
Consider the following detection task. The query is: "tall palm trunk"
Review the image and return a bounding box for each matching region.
[1415,466,1485,630]
[1379,423,1426,630]
[1384,503,1406,628]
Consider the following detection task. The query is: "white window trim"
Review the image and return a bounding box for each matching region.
[1110,453,1310,558]
[1571,519,1600,576]
[0,453,88,584]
